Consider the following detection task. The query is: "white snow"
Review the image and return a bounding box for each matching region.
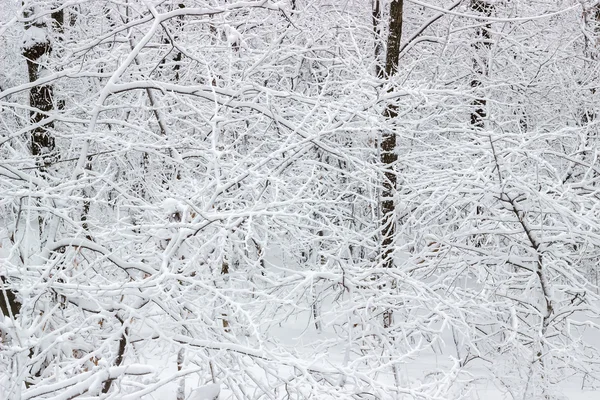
[21,26,46,49]
[188,383,220,400]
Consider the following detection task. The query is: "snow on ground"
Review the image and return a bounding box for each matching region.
[137,307,600,399]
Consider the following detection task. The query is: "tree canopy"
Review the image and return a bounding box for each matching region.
[1,1,599,399]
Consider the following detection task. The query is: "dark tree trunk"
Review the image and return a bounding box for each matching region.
[18,5,63,386]
[470,0,493,130]
[378,0,404,330]
[582,4,600,149]
[173,4,185,82]
[2,4,63,323]
[0,276,21,318]
[373,0,383,79]
[380,0,403,272]
[23,7,62,166]
[469,1,493,247]
[101,328,128,394]
[176,347,185,400]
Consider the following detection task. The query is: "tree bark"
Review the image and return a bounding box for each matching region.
[379,0,404,329]
[581,2,600,148]
[17,4,63,386]
[176,348,185,400]
[0,276,21,318]
[470,0,493,130]
[380,1,403,271]
[101,327,128,394]
[373,0,383,79]
[23,6,62,166]
[1,4,63,322]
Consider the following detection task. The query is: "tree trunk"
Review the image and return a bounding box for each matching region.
[101,327,128,394]
[581,2,600,155]
[373,0,383,79]
[470,0,493,130]
[0,276,21,319]
[380,0,403,269]
[1,4,63,322]
[23,7,61,166]
[378,1,403,330]
[18,4,63,387]
[176,348,185,400]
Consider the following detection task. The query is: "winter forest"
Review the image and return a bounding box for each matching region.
[1,0,600,399]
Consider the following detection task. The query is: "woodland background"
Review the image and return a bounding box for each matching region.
[1,0,600,399]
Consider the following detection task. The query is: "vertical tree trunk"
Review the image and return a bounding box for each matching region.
[469,1,493,248]
[581,2,600,154]
[101,327,128,394]
[379,0,403,330]
[0,276,21,319]
[373,0,383,79]
[173,4,185,82]
[19,5,63,387]
[470,0,493,130]
[23,6,62,167]
[2,4,63,321]
[582,2,600,61]
[176,347,185,400]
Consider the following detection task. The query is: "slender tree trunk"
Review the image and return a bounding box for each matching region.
[373,0,383,79]
[24,5,62,241]
[470,0,493,130]
[23,6,61,167]
[469,1,493,248]
[172,4,185,82]
[173,11,185,380]
[221,256,230,333]
[581,2,600,163]
[101,327,128,394]
[2,2,63,325]
[176,347,185,400]
[0,276,21,319]
[379,0,404,330]
[19,6,63,386]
